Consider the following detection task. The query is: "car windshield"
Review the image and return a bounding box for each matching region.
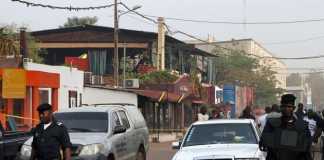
[183,123,257,147]
[54,112,108,133]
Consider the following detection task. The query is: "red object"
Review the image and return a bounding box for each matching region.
[137,64,156,74]
[65,57,89,71]
[0,69,60,128]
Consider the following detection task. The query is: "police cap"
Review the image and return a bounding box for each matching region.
[37,103,52,112]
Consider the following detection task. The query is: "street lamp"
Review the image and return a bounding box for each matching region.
[114,3,142,87]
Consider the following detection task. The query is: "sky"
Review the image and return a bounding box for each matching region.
[2,0,324,74]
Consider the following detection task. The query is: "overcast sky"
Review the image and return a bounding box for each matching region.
[2,0,324,73]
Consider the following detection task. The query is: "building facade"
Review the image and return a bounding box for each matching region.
[191,39,287,90]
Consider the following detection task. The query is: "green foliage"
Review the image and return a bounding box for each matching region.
[60,16,98,28]
[139,71,178,85]
[0,24,46,63]
[212,48,281,106]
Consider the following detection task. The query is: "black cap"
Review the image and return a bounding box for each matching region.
[37,103,52,112]
[280,94,296,106]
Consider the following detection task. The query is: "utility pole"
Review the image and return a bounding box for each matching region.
[157,17,166,71]
[114,0,119,87]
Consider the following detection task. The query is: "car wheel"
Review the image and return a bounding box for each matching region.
[136,147,146,160]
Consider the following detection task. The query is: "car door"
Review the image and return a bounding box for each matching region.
[110,111,128,160]
[117,110,137,160]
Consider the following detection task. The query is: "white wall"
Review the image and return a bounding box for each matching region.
[24,62,84,110]
[83,87,138,106]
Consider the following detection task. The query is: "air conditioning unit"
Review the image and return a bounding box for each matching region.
[84,72,92,84]
[124,79,140,88]
[91,75,103,85]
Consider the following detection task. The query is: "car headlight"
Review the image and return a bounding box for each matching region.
[20,145,32,157]
[79,144,104,156]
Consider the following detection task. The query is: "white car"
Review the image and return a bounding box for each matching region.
[171,119,266,160]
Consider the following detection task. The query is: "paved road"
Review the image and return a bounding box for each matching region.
[148,142,177,160]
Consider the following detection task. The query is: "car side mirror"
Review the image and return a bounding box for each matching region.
[113,125,127,135]
[172,140,182,149]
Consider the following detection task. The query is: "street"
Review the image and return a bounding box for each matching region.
[148,142,177,160]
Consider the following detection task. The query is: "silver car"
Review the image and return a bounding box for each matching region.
[19,103,149,160]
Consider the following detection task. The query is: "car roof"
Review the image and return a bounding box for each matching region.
[193,119,255,125]
[56,104,136,113]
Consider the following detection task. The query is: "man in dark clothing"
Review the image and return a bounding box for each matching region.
[31,103,72,160]
[260,94,312,160]
[296,103,306,119]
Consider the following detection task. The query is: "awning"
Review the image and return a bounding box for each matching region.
[133,90,186,103]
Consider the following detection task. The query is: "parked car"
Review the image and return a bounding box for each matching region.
[0,119,31,160]
[171,119,266,160]
[19,103,149,160]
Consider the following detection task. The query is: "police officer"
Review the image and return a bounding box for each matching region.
[30,103,72,160]
[259,94,312,160]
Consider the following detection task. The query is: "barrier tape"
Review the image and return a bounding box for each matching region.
[1,113,39,122]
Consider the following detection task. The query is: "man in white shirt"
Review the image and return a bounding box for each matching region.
[197,106,209,121]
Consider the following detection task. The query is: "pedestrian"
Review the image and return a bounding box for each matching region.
[296,103,306,119]
[209,106,222,120]
[197,106,209,121]
[239,106,255,120]
[30,103,72,160]
[259,94,312,160]
[258,106,271,132]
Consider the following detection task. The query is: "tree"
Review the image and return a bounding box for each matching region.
[0,24,45,63]
[60,16,98,28]
[212,48,282,106]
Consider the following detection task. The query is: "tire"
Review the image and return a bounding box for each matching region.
[136,147,146,160]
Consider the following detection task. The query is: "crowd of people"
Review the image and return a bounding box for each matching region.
[196,94,324,160]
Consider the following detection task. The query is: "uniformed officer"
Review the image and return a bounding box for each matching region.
[30,103,72,160]
[259,94,312,160]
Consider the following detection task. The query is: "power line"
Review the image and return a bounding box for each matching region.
[129,12,324,25]
[171,30,324,60]
[11,0,116,11]
[263,35,324,45]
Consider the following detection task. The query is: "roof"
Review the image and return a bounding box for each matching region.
[57,104,136,113]
[132,89,186,103]
[193,119,254,125]
[31,25,215,57]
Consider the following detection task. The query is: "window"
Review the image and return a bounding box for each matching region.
[54,112,108,132]
[118,111,130,129]
[112,112,121,128]
[183,123,257,147]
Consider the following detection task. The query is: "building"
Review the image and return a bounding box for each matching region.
[286,73,312,107]
[190,38,288,90]
[24,62,84,110]
[31,25,217,85]
[83,85,138,105]
[29,25,217,137]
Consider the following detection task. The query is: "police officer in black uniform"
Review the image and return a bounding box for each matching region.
[30,103,72,160]
[259,94,312,160]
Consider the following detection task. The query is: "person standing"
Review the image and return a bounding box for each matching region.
[258,106,271,132]
[239,106,255,120]
[259,94,312,160]
[296,103,306,119]
[197,106,209,121]
[30,103,72,160]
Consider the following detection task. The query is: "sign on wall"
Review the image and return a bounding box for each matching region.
[2,69,26,99]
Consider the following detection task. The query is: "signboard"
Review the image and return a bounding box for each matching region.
[2,69,26,99]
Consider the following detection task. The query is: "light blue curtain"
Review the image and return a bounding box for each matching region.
[88,49,107,75]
